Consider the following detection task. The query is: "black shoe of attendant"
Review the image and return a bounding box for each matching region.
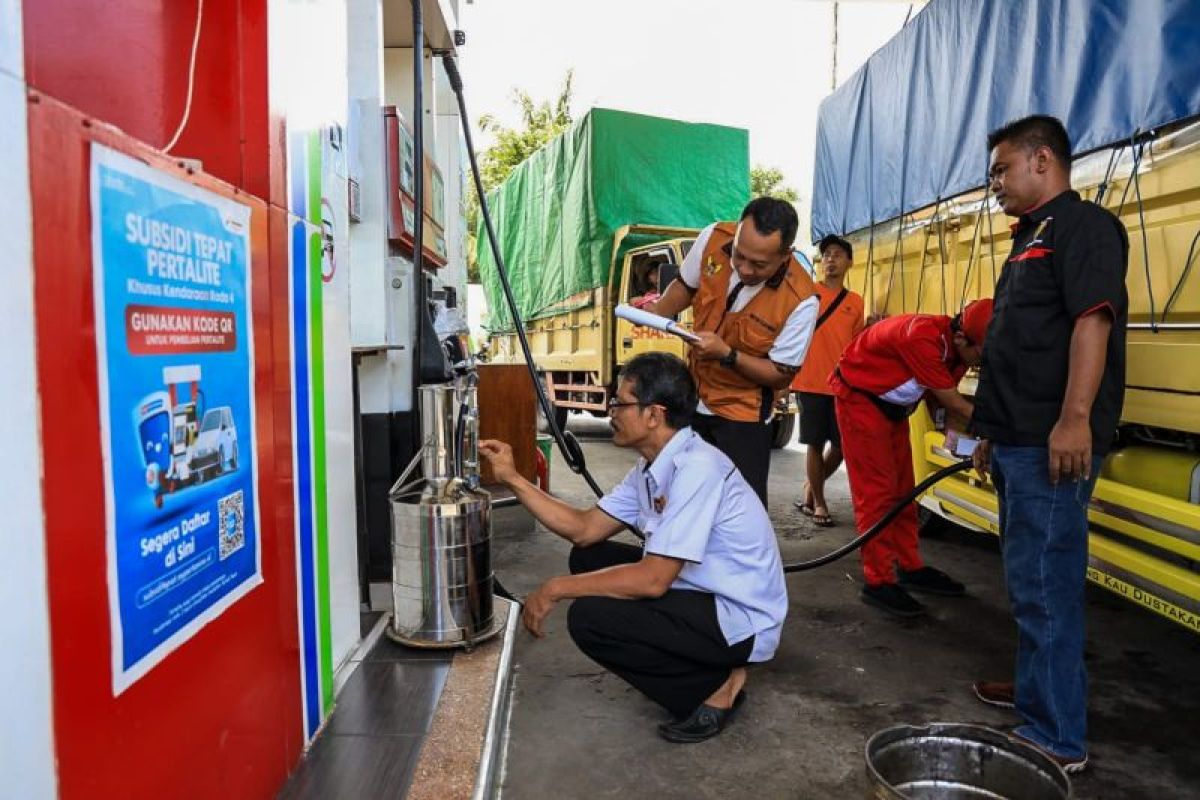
[897,565,965,596]
[861,583,925,618]
[657,690,746,744]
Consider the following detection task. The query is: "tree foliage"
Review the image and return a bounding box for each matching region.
[466,72,574,282]
[477,71,574,190]
[750,164,799,203]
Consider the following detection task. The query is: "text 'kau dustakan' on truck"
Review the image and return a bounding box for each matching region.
[812,0,1200,633]
[479,107,800,447]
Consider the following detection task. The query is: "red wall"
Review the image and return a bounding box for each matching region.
[24,2,302,797]
[23,0,274,199]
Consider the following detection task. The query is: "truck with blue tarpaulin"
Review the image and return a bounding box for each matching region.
[811,0,1200,633]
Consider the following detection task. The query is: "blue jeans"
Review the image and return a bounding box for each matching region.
[991,445,1102,760]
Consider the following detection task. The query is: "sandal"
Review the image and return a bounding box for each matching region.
[811,511,835,527]
[794,501,816,516]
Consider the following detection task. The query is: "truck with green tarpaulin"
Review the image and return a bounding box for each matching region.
[479,108,801,446]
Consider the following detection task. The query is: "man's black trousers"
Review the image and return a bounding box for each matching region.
[690,412,773,504]
[566,541,753,719]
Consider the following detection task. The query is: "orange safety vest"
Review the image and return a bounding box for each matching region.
[690,222,816,422]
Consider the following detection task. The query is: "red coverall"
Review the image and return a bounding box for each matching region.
[829,314,967,587]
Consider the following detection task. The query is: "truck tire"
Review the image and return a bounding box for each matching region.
[538,401,570,434]
[917,505,950,537]
[770,414,796,449]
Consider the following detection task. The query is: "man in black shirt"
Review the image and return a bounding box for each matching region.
[970,115,1128,775]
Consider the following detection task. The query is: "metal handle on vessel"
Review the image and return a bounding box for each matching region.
[388,443,427,497]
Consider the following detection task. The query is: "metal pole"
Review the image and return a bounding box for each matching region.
[410,0,430,459]
[831,2,839,91]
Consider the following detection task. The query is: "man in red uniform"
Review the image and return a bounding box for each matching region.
[830,299,993,617]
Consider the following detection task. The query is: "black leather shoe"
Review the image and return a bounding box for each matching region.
[861,583,926,618]
[898,565,965,596]
[657,690,746,744]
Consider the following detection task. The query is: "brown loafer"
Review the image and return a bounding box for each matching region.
[972,680,1015,709]
[1010,729,1088,774]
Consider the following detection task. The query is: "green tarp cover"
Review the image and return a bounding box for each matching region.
[478,108,749,331]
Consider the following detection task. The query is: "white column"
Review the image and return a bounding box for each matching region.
[0,0,58,796]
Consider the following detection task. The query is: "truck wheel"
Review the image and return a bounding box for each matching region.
[538,401,569,433]
[917,505,949,537]
[918,505,931,528]
[770,414,796,449]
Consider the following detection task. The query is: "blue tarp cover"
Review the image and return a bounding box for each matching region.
[811,0,1200,240]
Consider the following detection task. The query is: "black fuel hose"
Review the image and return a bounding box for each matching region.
[783,459,972,573]
[442,53,607,605]
[441,52,974,579]
[441,54,605,500]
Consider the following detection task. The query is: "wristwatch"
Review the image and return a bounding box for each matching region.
[719,348,739,369]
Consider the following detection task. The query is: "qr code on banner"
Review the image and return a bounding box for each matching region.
[218,490,245,560]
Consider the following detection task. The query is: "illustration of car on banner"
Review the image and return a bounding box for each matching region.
[192,406,239,479]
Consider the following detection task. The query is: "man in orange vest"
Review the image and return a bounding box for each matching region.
[830,299,993,617]
[652,198,818,504]
[790,234,865,527]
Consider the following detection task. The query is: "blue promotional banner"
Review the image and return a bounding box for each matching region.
[90,144,262,694]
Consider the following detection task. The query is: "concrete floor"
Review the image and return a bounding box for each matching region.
[491,415,1200,800]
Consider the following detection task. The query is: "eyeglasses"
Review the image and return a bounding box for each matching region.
[607,397,666,416]
[607,397,644,413]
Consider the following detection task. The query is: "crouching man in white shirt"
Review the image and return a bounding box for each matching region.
[479,352,788,743]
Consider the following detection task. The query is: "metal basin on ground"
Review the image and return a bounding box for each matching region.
[865,723,1071,800]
